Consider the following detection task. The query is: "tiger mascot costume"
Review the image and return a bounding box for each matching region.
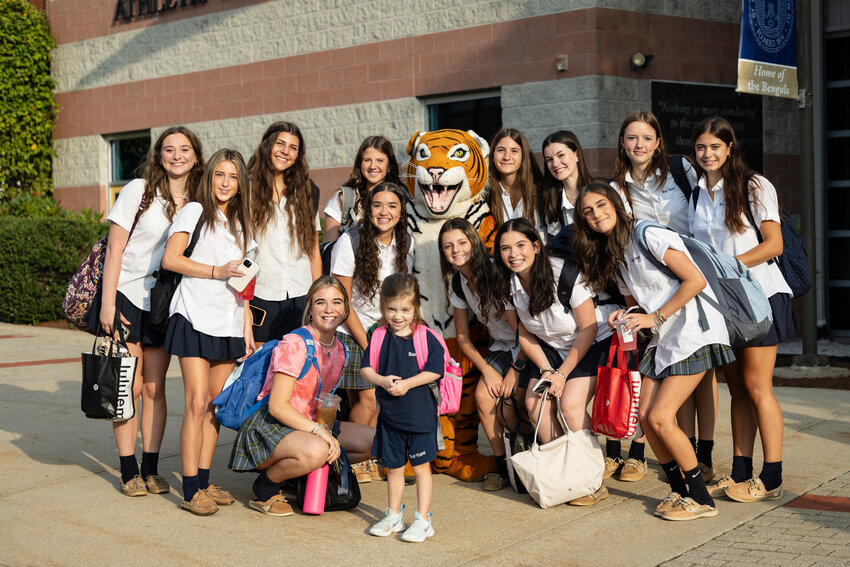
[405,129,498,482]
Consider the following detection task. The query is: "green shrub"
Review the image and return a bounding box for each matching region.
[0,0,56,201]
[0,217,105,324]
[0,192,103,223]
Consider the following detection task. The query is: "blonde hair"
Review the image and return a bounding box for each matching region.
[301,275,351,326]
[378,273,423,330]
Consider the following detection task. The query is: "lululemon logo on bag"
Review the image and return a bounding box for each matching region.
[93,384,99,391]
[748,0,794,53]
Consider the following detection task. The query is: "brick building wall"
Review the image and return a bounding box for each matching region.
[48,0,799,214]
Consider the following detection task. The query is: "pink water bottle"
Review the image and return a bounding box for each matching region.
[302,464,328,514]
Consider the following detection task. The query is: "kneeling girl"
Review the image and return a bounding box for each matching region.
[491,217,617,506]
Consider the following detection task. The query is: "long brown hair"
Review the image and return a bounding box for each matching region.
[438,217,495,325]
[138,126,205,220]
[691,116,761,234]
[540,131,593,226]
[353,183,411,301]
[613,110,669,204]
[487,128,543,228]
[491,218,554,318]
[195,149,252,255]
[248,121,314,256]
[572,181,633,295]
[341,136,401,222]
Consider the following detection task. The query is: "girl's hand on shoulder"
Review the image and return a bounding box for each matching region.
[481,366,503,399]
[385,378,409,397]
[607,309,625,330]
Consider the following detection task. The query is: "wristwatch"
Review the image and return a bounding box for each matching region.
[511,359,527,372]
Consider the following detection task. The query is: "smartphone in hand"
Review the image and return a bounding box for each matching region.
[227,258,260,292]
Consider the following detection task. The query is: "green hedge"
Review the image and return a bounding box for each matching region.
[0,0,56,201]
[0,217,105,324]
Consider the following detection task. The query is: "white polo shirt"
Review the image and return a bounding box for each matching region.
[168,202,257,338]
[510,256,615,357]
[688,174,791,298]
[448,271,516,352]
[618,223,730,373]
[323,187,363,226]
[329,230,415,335]
[108,179,173,311]
[613,163,697,235]
[253,195,321,301]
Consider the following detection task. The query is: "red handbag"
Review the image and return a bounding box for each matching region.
[591,335,642,439]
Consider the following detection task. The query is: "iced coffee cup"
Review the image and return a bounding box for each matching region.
[316,392,341,429]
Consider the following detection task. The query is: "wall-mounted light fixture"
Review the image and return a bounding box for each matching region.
[630,52,654,70]
[556,54,568,72]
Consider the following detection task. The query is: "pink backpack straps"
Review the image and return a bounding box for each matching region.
[421,325,450,369]
[412,324,429,370]
[369,326,388,370]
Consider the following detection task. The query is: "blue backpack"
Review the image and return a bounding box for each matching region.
[212,327,340,430]
[633,221,773,348]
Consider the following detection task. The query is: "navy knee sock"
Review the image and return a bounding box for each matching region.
[684,465,715,507]
[495,455,508,478]
[252,471,280,501]
[183,475,200,502]
[119,455,139,484]
[696,440,714,468]
[606,439,622,460]
[627,441,645,462]
[731,456,753,483]
[197,468,210,490]
[660,461,688,497]
[759,461,783,491]
[140,452,159,479]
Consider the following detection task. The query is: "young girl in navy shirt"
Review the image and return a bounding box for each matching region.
[361,273,443,543]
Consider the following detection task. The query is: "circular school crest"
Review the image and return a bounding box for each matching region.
[748,0,794,54]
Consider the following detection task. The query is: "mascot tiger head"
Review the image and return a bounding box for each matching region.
[405,129,489,219]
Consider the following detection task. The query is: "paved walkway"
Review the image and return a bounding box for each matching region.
[1,322,849,566]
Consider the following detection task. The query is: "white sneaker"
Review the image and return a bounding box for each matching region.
[369,506,405,537]
[401,511,434,542]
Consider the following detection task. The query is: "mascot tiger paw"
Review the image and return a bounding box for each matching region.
[403,129,496,482]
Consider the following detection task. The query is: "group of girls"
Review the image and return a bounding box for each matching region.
[440,113,795,521]
[95,122,361,516]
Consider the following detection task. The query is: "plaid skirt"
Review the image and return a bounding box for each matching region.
[639,343,735,380]
[228,404,296,472]
[336,331,372,389]
[485,349,513,376]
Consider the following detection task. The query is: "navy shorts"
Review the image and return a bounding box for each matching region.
[520,335,612,385]
[372,419,437,469]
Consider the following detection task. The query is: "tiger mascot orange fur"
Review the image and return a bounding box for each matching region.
[404,129,498,481]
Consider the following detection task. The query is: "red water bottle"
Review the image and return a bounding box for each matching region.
[302,464,328,514]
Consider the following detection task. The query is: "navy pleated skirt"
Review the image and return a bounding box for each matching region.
[163,313,245,361]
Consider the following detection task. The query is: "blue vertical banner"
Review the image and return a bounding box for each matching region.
[737,0,798,99]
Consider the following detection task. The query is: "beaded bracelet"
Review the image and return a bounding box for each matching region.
[310,424,323,436]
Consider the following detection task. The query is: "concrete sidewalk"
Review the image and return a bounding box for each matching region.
[1,322,849,566]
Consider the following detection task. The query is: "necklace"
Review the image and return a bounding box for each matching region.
[317,334,335,357]
[564,187,579,202]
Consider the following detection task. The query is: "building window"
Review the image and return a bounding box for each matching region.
[825,34,850,335]
[425,92,501,147]
[106,131,150,208]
